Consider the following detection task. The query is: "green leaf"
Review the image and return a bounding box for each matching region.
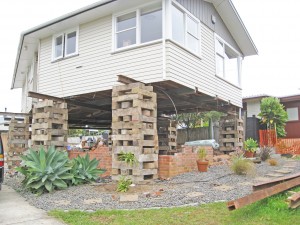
[53,179,68,189]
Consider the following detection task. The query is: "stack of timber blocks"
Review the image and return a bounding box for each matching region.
[219,115,244,153]
[32,100,68,150]
[158,117,178,155]
[7,116,30,168]
[111,83,159,183]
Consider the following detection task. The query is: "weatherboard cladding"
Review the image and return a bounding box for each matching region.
[176,0,241,53]
[166,24,242,107]
[37,2,242,107]
[38,15,163,98]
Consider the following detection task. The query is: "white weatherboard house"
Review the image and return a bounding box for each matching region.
[11,0,257,128]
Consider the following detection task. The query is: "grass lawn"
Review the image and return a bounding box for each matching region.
[50,187,300,225]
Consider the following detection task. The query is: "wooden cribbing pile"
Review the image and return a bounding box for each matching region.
[111,83,159,183]
[219,115,244,153]
[31,99,68,150]
[158,117,178,155]
[7,116,30,168]
[227,172,300,210]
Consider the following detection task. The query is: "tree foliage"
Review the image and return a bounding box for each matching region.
[258,97,288,137]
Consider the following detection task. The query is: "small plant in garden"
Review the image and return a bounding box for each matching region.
[198,147,207,161]
[259,146,272,161]
[70,154,105,185]
[116,176,132,192]
[268,158,278,166]
[230,155,256,176]
[118,151,137,166]
[16,146,73,195]
[244,138,258,152]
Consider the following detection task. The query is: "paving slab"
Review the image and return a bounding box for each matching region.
[254,177,272,182]
[265,173,284,177]
[274,169,292,174]
[83,198,103,204]
[0,185,65,225]
[283,165,296,168]
[237,182,253,186]
[213,185,234,192]
[186,192,204,198]
[119,194,139,202]
[53,200,71,206]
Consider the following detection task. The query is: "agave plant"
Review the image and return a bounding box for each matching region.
[16,146,73,195]
[70,154,105,185]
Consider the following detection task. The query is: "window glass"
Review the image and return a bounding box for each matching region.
[141,9,162,43]
[172,6,184,45]
[216,54,224,76]
[187,16,198,37]
[216,40,224,55]
[287,107,299,121]
[224,46,239,85]
[66,31,77,55]
[187,34,198,53]
[55,35,63,58]
[117,12,136,32]
[117,29,136,48]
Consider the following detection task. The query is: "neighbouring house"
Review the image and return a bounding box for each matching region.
[243,94,300,140]
[10,0,257,180]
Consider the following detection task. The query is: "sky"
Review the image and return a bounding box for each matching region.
[0,0,300,113]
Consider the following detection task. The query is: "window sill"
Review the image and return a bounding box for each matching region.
[166,39,202,60]
[111,40,163,54]
[51,53,79,63]
[215,75,242,90]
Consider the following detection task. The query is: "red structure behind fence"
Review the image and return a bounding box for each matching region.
[259,130,277,147]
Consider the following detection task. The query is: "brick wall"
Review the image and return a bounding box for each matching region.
[68,146,112,177]
[158,146,213,179]
[67,145,214,179]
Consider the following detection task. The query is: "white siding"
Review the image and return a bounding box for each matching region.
[166,24,242,107]
[246,100,261,118]
[38,15,163,97]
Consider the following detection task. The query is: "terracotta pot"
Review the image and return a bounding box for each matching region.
[197,160,209,172]
[244,151,255,158]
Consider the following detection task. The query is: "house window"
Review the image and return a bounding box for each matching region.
[52,28,78,61]
[115,4,162,49]
[287,107,299,121]
[215,37,240,86]
[171,4,200,54]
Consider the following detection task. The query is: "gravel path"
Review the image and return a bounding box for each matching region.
[4,154,300,211]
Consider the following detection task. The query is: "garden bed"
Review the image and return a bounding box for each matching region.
[4,153,300,211]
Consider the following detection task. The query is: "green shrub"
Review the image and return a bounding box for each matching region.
[116,176,132,192]
[70,154,105,185]
[118,151,137,166]
[230,155,256,176]
[244,138,258,152]
[16,146,73,195]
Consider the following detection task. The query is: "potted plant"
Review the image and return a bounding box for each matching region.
[196,147,209,172]
[244,138,258,158]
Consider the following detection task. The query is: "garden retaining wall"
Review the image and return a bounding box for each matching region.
[67,145,213,179]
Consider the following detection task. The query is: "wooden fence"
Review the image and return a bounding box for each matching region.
[276,138,300,155]
[177,126,219,144]
[259,130,277,147]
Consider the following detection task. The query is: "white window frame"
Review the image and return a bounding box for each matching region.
[287,107,299,121]
[112,1,163,51]
[170,1,201,55]
[52,27,79,61]
[214,34,242,87]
